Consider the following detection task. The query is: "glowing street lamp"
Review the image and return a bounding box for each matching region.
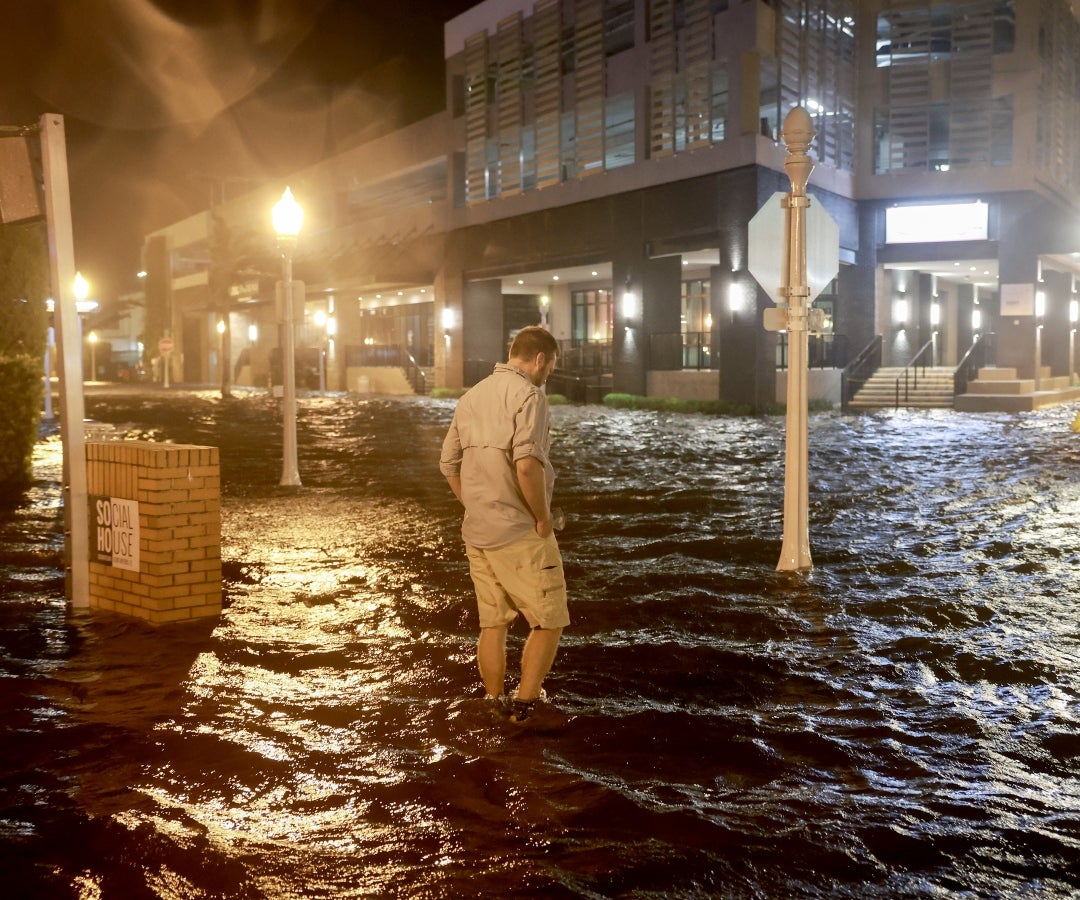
[73,271,89,305]
[272,187,304,486]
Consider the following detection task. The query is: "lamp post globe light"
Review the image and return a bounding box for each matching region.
[73,271,89,305]
[272,187,303,487]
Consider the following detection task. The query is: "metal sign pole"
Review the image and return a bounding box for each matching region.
[39,114,89,606]
[777,108,816,573]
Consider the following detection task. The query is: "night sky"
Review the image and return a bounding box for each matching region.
[0,0,476,304]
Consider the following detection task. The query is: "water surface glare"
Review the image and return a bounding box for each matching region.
[1,389,1079,898]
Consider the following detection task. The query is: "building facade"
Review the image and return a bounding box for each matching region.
[142,0,1080,407]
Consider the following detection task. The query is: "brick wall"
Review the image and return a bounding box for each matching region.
[86,441,222,623]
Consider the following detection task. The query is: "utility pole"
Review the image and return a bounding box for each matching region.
[40,115,90,605]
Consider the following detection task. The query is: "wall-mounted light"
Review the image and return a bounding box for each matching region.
[1035,290,1046,318]
[930,302,941,326]
[441,307,456,331]
[248,324,259,342]
[727,283,744,313]
[622,290,639,321]
[216,319,225,336]
[971,309,982,331]
[893,298,909,326]
[1070,300,1078,324]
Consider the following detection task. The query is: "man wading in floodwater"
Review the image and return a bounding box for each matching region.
[440,326,569,723]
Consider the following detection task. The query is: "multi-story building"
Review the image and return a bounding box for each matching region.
[142,0,1080,409]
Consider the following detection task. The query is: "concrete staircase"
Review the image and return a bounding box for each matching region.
[955,367,1080,412]
[847,366,955,410]
[347,366,418,395]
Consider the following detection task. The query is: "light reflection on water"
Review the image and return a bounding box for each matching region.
[0,392,1079,897]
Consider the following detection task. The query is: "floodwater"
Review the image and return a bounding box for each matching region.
[1,386,1079,898]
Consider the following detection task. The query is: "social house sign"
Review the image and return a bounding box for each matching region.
[89,495,140,571]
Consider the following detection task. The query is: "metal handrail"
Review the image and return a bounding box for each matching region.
[895,336,936,407]
[348,344,426,393]
[841,335,882,412]
[953,332,996,397]
[776,333,850,371]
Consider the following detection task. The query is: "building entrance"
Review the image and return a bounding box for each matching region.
[880,261,999,369]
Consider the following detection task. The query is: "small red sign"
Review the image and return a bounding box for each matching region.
[158,337,174,354]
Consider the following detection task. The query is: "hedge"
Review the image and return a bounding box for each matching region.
[0,355,44,492]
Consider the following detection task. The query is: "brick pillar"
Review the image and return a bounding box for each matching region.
[86,442,222,623]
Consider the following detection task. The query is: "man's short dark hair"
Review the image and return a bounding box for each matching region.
[509,326,558,361]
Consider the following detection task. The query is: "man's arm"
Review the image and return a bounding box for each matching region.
[515,456,553,538]
[440,414,464,504]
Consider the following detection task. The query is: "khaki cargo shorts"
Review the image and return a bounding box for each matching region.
[465,532,569,630]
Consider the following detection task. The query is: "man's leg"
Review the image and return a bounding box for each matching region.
[517,626,563,701]
[477,625,508,697]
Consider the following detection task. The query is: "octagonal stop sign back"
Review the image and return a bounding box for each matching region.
[748,191,839,305]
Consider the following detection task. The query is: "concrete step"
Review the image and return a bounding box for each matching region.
[966,380,1035,395]
[850,390,954,400]
[976,367,1019,381]
[849,399,954,409]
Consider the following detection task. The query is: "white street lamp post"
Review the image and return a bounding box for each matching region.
[217,318,226,390]
[272,187,303,487]
[44,315,54,420]
[88,331,98,382]
[313,310,327,392]
[325,314,336,392]
[74,272,91,382]
[777,107,815,573]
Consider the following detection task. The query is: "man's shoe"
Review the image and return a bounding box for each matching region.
[509,688,546,723]
[509,698,537,723]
